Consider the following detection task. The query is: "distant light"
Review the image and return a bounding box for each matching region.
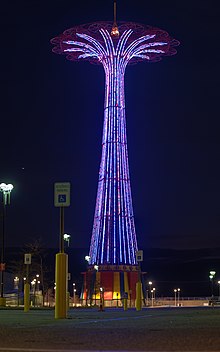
[85,255,90,262]
[210,271,216,276]
[111,25,120,38]
[64,234,71,241]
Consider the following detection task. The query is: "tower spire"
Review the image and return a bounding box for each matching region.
[111,0,120,37]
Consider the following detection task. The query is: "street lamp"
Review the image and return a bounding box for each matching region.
[73,283,76,306]
[177,288,181,306]
[0,183,14,306]
[151,290,154,307]
[218,281,220,300]
[94,265,98,306]
[209,271,216,298]
[152,287,156,306]
[148,282,153,306]
[174,289,177,306]
[14,276,19,290]
[63,233,71,247]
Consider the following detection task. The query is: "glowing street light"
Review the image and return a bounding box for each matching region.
[85,255,90,263]
[14,276,19,290]
[63,233,71,247]
[151,290,154,307]
[218,281,220,300]
[209,271,216,298]
[0,183,14,306]
[73,283,76,306]
[177,288,181,306]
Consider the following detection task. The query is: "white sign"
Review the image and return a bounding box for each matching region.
[54,182,70,207]
[24,253,31,265]
[136,250,143,262]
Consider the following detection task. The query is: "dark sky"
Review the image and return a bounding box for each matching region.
[0,0,219,250]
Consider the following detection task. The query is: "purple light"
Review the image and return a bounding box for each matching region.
[51,21,179,267]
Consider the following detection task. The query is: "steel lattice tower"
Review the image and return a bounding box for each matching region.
[51,19,178,301]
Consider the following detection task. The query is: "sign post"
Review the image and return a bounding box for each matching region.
[135,250,143,311]
[24,253,31,312]
[54,182,70,319]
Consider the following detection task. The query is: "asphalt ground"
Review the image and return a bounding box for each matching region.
[0,307,220,352]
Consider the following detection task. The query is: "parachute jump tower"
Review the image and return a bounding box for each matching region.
[51,2,178,306]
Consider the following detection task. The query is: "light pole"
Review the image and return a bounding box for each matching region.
[177,288,181,306]
[31,279,36,307]
[63,233,71,248]
[148,281,153,306]
[153,287,156,306]
[0,183,13,307]
[174,289,177,306]
[14,276,19,306]
[94,265,98,306]
[85,256,90,306]
[146,289,149,306]
[217,281,220,300]
[151,290,154,307]
[73,283,76,306]
[209,271,216,298]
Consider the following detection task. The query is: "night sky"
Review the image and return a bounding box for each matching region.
[1,0,219,251]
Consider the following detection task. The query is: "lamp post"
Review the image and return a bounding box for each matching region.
[0,183,13,307]
[177,288,181,306]
[73,283,76,306]
[63,233,71,248]
[14,276,19,306]
[174,289,177,306]
[99,287,104,311]
[209,271,216,298]
[94,265,98,306]
[85,256,90,306]
[31,279,36,307]
[146,289,149,306]
[218,281,220,300]
[151,290,154,307]
[148,281,152,306]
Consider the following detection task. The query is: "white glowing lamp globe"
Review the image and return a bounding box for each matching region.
[0,183,14,192]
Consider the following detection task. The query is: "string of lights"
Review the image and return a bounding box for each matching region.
[51,21,179,267]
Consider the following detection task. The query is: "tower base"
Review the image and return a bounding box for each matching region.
[82,265,144,307]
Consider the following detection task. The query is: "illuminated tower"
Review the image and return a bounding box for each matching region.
[51,14,178,304]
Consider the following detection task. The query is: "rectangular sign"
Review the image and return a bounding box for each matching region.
[136,250,143,262]
[24,253,31,265]
[54,182,70,207]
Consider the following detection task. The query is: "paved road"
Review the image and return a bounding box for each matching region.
[0,307,220,351]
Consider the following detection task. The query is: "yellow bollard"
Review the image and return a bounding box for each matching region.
[55,252,68,319]
[136,281,142,311]
[24,283,30,312]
